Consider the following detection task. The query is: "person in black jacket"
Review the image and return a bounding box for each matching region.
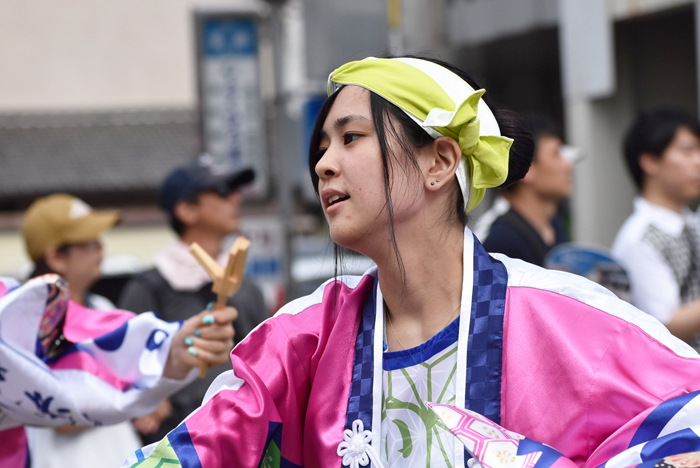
[482,114,572,266]
[118,154,269,444]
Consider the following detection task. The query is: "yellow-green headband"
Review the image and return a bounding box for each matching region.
[328,57,513,212]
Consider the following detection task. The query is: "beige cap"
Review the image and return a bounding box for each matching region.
[22,194,121,262]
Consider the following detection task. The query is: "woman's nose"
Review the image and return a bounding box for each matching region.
[315,147,339,180]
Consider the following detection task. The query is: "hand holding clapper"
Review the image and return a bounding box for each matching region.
[189,236,250,377]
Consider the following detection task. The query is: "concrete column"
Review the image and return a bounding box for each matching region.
[559,0,635,247]
[565,95,636,247]
[563,39,637,247]
[397,0,446,56]
[269,0,295,293]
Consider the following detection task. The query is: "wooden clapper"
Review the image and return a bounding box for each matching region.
[189,236,250,377]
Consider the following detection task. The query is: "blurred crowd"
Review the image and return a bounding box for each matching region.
[17,156,269,468]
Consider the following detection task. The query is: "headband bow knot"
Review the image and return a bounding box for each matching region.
[328,57,513,212]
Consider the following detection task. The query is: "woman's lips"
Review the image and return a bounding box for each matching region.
[326,196,349,214]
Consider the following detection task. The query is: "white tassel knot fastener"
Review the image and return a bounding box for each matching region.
[337,419,385,468]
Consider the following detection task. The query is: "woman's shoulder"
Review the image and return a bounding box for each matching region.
[275,269,377,319]
[495,253,637,324]
[496,253,642,320]
[495,254,616,298]
[233,270,377,364]
[239,268,378,343]
[495,254,696,358]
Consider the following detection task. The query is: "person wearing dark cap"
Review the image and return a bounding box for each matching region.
[118,154,268,445]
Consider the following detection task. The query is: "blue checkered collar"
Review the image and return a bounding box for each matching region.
[341,227,509,467]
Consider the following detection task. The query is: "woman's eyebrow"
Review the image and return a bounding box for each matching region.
[319,114,372,140]
[334,114,371,130]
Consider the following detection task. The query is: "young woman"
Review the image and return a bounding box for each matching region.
[123,57,700,468]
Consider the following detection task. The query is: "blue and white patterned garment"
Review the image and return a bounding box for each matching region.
[0,275,197,467]
[382,324,459,467]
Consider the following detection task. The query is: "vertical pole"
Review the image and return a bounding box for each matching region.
[559,0,636,247]
[696,0,700,114]
[269,0,294,299]
[387,0,403,54]
[400,0,446,56]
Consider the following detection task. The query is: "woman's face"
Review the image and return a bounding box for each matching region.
[314,86,421,254]
[52,240,103,287]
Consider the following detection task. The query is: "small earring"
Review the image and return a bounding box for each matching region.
[436,178,440,182]
[430,182,435,186]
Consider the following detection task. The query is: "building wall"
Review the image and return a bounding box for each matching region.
[452,28,563,123]
[619,7,698,113]
[447,0,558,46]
[302,0,387,82]
[0,0,251,111]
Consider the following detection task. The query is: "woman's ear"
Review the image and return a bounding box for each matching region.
[425,137,462,191]
[44,246,67,276]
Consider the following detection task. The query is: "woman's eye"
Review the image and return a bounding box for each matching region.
[343,133,360,145]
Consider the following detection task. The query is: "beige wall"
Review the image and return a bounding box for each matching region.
[0,0,270,278]
[0,0,251,111]
[0,225,175,279]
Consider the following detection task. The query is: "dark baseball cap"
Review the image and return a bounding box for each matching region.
[159,154,255,214]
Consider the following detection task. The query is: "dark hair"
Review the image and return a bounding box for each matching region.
[168,193,201,237]
[29,245,71,279]
[523,112,563,144]
[503,112,561,193]
[169,215,187,237]
[624,106,700,190]
[308,56,534,283]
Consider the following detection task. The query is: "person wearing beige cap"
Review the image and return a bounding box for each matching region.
[12,193,235,468]
[21,194,139,468]
[23,193,120,308]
